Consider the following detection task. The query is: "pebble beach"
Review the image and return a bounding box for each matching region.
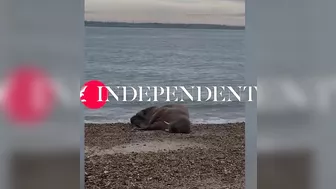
[85,122,245,189]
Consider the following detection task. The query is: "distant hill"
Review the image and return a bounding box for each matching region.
[85,21,245,30]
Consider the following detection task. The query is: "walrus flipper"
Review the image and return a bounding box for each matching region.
[138,122,149,129]
[147,108,165,125]
[168,117,191,133]
[136,121,167,131]
[146,121,168,131]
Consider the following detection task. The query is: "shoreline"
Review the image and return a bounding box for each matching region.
[85,121,244,125]
[85,121,245,125]
[85,122,245,188]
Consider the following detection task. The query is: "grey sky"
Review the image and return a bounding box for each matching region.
[85,0,245,26]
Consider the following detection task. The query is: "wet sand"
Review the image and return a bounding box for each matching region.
[85,122,245,189]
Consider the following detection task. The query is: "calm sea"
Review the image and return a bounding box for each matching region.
[85,27,245,124]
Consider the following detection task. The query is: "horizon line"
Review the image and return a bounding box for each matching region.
[84,20,245,27]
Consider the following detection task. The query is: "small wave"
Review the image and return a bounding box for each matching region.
[191,117,245,124]
[84,119,129,124]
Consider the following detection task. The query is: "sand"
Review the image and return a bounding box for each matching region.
[85,122,245,189]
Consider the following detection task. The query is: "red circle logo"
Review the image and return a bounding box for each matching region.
[3,66,54,125]
[80,80,108,109]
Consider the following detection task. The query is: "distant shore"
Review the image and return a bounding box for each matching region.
[85,122,245,188]
[85,21,245,30]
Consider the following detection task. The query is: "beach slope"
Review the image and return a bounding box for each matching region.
[85,122,245,189]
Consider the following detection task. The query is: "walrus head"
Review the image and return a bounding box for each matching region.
[130,106,157,128]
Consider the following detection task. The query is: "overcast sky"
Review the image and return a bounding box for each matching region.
[85,0,245,26]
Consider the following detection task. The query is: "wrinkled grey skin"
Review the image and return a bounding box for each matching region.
[130,106,158,128]
[130,104,191,133]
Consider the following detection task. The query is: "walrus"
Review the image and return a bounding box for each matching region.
[130,104,191,133]
[130,106,158,129]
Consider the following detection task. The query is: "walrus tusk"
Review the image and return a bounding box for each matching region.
[164,121,170,132]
